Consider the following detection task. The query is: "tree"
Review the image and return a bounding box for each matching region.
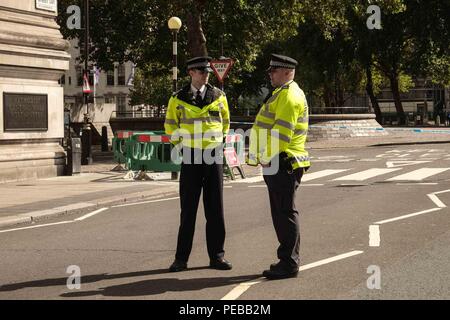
[57,0,304,111]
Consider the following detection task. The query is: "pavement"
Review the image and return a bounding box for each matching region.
[1,127,450,229]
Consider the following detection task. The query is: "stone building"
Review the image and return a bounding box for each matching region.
[0,0,70,183]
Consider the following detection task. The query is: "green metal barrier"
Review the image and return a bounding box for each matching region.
[126,132,181,172]
[117,131,245,179]
[112,131,149,168]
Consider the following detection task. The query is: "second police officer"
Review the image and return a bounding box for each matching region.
[248,54,311,280]
[164,56,233,272]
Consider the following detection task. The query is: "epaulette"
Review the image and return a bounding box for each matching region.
[214,87,226,98]
[172,88,183,97]
[281,82,291,90]
[206,84,225,100]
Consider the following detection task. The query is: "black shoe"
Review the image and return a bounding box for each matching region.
[270,262,281,271]
[209,258,233,270]
[270,261,296,271]
[169,260,187,272]
[263,268,298,280]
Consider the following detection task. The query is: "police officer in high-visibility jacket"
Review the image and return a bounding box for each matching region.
[165,56,232,272]
[248,54,310,280]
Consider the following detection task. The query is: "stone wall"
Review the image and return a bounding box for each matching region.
[307,114,387,142]
[0,1,70,183]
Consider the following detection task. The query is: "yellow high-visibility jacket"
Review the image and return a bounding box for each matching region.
[164,84,230,149]
[248,80,310,169]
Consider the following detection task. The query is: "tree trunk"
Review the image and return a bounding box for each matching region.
[186,1,207,57]
[365,66,382,123]
[389,73,405,125]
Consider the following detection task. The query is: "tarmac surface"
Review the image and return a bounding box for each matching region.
[1,127,450,229]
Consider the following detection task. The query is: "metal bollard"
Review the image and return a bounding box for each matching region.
[101,126,109,152]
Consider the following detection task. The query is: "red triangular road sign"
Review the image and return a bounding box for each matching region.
[210,59,234,83]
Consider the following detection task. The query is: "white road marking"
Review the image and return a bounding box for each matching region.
[387,168,450,181]
[111,197,180,208]
[396,183,438,185]
[386,160,431,168]
[427,194,447,208]
[432,189,450,195]
[220,279,265,300]
[0,221,73,234]
[232,176,264,184]
[248,185,266,188]
[333,168,401,181]
[221,250,364,300]
[375,208,442,225]
[369,225,380,247]
[300,184,324,187]
[302,169,349,182]
[74,208,109,221]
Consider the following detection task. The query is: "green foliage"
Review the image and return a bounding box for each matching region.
[57,0,450,117]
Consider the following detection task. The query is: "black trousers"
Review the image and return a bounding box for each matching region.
[175,148,225,262]
[263,167,304,270]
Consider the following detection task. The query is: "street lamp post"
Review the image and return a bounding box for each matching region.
[168,17,182,94]
[168,17,182,180]
[81,0,92,165]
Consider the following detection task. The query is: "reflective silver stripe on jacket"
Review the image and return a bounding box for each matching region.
[165,119,178,125]
[274,119,294,130]
[297,115,309,123]
[180,117,222,124]
[294,129,308,136]
[255,121,273,130]
[271,130,291,143]
[260,110,275,119]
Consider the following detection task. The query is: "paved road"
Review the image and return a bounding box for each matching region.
[1,144,450,300]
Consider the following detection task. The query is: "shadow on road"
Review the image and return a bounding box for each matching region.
[60,274,260,298]
[0,267,260,298]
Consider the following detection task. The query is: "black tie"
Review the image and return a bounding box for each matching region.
[195,90,203,106]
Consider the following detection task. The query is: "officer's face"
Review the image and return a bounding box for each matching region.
[269,67,293,87]
[189,68,210,86]
[269,67,284,87]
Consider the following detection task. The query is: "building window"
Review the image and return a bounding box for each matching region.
[107,70,115,86]
[118,64,125,85]
[59,74,65,85]
[117,96,126,115]
[76,66,83,86]
[68,76,72,85]
[105,96,115,104]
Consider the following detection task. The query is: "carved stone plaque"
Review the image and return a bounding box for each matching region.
[3,93,48,131]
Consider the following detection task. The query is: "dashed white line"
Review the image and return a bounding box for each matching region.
[0,221,73,234]
[369,225,380,247]
[111,197,180,208]
[74,208,109,221]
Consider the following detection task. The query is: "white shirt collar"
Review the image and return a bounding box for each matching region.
[191,84,207,99]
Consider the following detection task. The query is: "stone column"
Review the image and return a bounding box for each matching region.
[0,0,70,183]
